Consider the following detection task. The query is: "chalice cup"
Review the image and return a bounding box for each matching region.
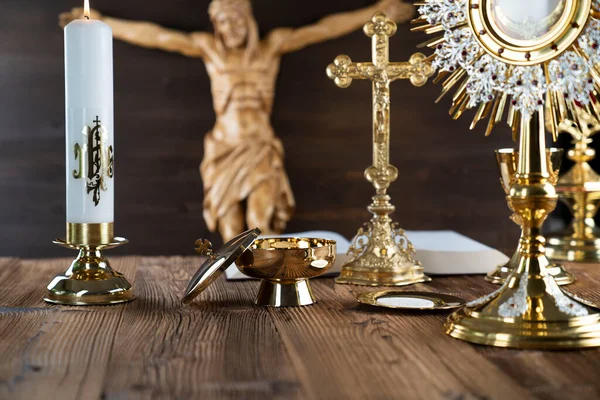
[487,148,575,285]
[235,238,336,307]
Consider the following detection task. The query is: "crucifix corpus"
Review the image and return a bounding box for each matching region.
[60,0,415,242]
[326,12,434,286]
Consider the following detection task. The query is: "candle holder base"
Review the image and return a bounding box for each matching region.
[44,237,134,306]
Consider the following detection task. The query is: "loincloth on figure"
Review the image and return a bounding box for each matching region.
[200,129,295,233]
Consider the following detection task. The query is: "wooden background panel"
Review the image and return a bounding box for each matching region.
[0,0,550,257]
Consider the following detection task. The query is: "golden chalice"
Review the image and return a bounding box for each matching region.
[235,238,336,307]
[487,148,574,285]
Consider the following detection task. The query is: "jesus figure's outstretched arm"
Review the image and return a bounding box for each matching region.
[268,0,414,54]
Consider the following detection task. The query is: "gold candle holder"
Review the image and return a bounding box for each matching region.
[445,110,600,349]
[486,148,575,285]
[547,111,600,262]
[326,12,434,286]
[44,222,134,306]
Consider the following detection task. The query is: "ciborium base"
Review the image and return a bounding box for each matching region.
[256,279,316,307]
[546,230,600,262]
[45,237,134,306]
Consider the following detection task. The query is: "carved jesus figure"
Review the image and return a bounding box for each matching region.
[60,0,414,241]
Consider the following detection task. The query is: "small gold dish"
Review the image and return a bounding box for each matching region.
[235,238,336,307]
[183,229,336,307]
[357,290,465,311]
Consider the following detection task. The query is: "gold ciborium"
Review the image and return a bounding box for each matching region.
[487,148,575,285]
[547,111,600,262]
[235,238,336,307]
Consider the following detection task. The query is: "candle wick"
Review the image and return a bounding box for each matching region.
[85,15,90,20]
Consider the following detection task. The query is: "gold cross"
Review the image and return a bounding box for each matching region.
[327,12,433,192]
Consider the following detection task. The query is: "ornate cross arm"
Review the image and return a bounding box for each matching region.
[387,53,433,86]
[326,53,433,88]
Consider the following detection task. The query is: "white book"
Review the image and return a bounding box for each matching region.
[224,230,509,280]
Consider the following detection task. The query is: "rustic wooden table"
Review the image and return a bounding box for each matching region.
[1,257,599,400]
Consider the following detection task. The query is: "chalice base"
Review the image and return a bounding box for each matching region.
[547,230,600,262]
[486,248,575,285]
[44,238,134,306]
[446,253,600,349]
[256,279,316,307]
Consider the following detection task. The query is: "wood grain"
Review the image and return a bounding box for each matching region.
[1,257,600,399]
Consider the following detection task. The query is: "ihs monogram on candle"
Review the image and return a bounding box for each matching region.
[72,116,114,207]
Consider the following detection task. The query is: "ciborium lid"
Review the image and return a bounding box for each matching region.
[182,228,261,304]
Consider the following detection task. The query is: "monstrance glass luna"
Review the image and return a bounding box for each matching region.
[414,0,600,348]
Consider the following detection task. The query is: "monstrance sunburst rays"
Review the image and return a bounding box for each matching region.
[412,0,600,139]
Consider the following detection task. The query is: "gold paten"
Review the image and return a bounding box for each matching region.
[235,238,336,307]
[357,290,465,310]
[445,110,600,349]
[547,111,600,262]
[45,223,134,306]
[486,148,575,285]
[326,12,434,287]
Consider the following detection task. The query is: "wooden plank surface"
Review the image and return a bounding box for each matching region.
[1,257,600,400]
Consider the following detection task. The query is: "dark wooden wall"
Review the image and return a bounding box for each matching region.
[0,0,555,257]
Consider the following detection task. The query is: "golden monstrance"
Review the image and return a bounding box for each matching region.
[414,0,600,348]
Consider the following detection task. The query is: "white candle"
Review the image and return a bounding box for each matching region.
[65,0,114,224]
